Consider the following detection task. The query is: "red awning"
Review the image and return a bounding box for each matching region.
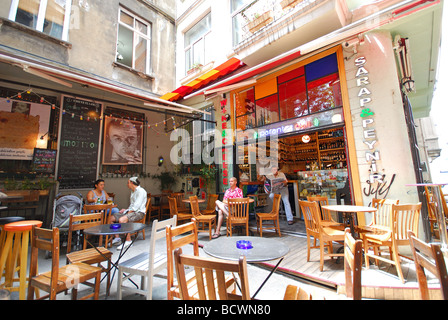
[160,57,244,102]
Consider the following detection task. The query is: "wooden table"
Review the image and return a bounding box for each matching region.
[322,205,377,238]
[182,198,205,204]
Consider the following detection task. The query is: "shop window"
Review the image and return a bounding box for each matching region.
[279,76,308,120]
[256,94,279,125]
[184,13,211,74]
[307,73,341,113]
[235,87,256,131]
[8,0,71,41]
[116,7,151,75]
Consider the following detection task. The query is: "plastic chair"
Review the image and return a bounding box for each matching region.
[27,226,102,300]
[117,216,177,300]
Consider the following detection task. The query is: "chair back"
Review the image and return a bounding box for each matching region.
[174,247,250,300]
[371,198,399,228]
[168,196,179,218]
[189,196,201,218]
[271,194,281,215]
[409,230,448,300]
[206,194,219,210]
[298,200,321,235]
[283,284,312,300]
[149,216,177,263]
[391,203,421,244]
[227,198,250,221]
[344,228,362,300]
[67,212,103,253]
[171,192,187,211]
[29,226,60,295]
[82,204,113,224]
[307,195,331,221]
[166,220,199,300]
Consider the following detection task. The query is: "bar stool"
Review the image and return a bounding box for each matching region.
[0,220,42,300]
[0,217,25,257]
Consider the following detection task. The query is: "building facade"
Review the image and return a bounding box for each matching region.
[162,0,444,239]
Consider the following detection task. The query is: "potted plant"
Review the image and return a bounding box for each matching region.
[152,170,178,191]
[200,165,218,194]
[246,11,273,33]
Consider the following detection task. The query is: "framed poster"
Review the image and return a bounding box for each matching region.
[102,116,143,165]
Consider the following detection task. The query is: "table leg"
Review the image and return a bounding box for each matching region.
[252,258,284,299]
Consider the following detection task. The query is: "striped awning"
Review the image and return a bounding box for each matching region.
[160,57,244,102]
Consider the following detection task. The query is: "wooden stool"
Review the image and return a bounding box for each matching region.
[0,220,42,300]
[0,217,25,257]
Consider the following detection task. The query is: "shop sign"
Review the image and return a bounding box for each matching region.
[355,56,395,196]
[220,99,229,185]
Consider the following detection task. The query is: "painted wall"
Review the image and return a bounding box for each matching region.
[343,30,419,217]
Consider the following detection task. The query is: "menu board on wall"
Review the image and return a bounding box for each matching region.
[57,97,101,189]
[33,148,57,174]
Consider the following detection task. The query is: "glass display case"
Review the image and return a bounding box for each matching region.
[297,169,348,204]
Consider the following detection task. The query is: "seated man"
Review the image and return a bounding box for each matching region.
[213,177,243,238]
[110,177,147,250]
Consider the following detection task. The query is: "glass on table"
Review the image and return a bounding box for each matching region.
[107,197,114,205]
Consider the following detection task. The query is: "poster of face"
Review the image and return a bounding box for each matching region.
[102,116,143,165]
[0,99,51,160]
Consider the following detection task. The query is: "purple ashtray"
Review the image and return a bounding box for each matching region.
[110,223,121,230]
[236,240,253,249]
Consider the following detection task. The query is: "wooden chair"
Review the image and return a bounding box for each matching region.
[363,203,421,283]
[166,220,235,300]
[227,198,251,237]
[147,193,161,221]
[409,230,448,300]
[190,196,216,240]
[201,194,219,215]
[127,197,151,241]
[117,216,177,300]
[256,193,282,237]
[298,200,345,271]
[66,212,113,295]
[424,187,440,237]
[344,227,362,300]
[27,226,102,300]
[283,284,312,300]
[174,247,250,300]
[170,192,189,214]
[160,190,173,218]
[82,204,113,248]
[307,195,343,229]
[168,197,192,224]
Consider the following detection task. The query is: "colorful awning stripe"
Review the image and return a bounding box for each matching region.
[160,57,243,102]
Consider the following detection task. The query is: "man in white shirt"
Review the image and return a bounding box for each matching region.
[110,177,147,249]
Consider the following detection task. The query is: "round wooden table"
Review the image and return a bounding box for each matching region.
[182,198,205,204]
[321,205,377,237]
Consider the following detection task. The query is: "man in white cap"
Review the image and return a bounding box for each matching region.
[110,177,147,250]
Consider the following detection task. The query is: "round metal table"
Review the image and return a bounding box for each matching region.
[203,236,289,298]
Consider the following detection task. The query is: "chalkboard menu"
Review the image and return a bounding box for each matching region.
[57,97,101,189]
[33,148,57,174]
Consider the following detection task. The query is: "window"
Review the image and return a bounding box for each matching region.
[8,0,72,41]
[230,0,253,47]
[184,13,211,74]
[116,7,151,75]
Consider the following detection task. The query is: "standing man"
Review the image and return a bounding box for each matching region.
[262,167,294,225]
[110,177,147,250]
[213,177,243,238]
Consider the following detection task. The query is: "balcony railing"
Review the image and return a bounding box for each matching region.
[233,0,327,47]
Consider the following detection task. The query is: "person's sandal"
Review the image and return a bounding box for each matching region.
[212,233,221,239]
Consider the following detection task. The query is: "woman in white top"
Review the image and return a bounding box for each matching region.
[110,177,147,249]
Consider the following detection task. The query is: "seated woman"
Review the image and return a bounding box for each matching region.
[86,179,119,216]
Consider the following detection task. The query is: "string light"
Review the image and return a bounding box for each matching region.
[0,87,180,132]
